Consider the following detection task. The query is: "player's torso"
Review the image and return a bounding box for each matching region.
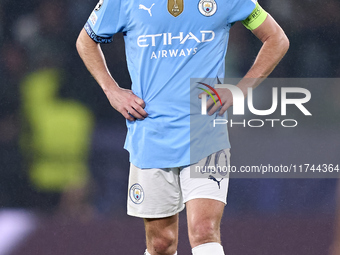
[124,0,230,60]
[120,0,238,168]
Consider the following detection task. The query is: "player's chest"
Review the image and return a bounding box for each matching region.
[128,0,229,32]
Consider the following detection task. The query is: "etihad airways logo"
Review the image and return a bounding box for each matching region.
[137,31,215,47]
[137,31,215,59]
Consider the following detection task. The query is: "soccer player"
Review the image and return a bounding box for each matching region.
[76,0,289,254]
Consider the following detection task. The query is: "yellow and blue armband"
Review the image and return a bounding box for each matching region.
[242,2,268,30]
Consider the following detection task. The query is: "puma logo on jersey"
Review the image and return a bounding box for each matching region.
[139,3,155,16]
[208,175,223,189]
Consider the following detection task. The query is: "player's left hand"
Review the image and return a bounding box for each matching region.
[198,86,247,116]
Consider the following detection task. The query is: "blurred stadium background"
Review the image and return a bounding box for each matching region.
[0,0,339,254]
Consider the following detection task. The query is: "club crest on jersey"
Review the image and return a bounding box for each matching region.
[95,0,104,11]
[90,11,98,25]
[198,0,217,17]
[129,183,144,204]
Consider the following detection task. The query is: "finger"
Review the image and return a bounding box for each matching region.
[198,91,208,99]
[122,110,135,121]
[218,101,233,116]
[132,102,148,118]
[208,103,221,115]
[208,95,224,115]
[128,106,145,120]
[198,89,216,98]
[134,97,146,108]
[206,95,219,109]
[206,98,214,109]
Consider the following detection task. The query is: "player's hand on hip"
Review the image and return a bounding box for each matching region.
[199,85,247,116]
[106,87,147,121]
[199,87,233,116]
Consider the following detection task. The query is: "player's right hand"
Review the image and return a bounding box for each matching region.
[105,87,148,121]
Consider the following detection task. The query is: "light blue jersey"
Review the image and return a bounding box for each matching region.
[85,0,257,168]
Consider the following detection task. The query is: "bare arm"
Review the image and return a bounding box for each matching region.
[205,14,289,115]
[76,28,147,121]
[241,13,290,85]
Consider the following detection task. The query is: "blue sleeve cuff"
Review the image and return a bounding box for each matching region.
[84,21,113,44]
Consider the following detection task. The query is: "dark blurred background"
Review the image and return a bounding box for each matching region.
[0,0,339,254]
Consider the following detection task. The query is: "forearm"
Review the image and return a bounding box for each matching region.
[76,28,119,94]
[246,24,289,78]
[238,15,289,92]
[76,29,147,121]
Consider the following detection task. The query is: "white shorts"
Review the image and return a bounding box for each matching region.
[127,149,230,218]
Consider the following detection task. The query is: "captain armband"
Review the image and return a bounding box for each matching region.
[242,2,268,30]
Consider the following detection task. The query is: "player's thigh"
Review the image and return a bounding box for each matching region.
[181,149,230,246]
[128,164,185,218]
[180,149,230,204]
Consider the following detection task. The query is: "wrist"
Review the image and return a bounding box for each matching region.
[236,77,265,97]
[101,79,120,94]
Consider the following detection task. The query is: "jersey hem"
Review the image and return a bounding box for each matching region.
[126,144,231,169]
[190,144,231,167]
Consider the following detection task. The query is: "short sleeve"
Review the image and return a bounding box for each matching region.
[227,0,257,24]
[84,0,129,44]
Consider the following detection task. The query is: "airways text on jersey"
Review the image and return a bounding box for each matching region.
[137,30,215,60]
